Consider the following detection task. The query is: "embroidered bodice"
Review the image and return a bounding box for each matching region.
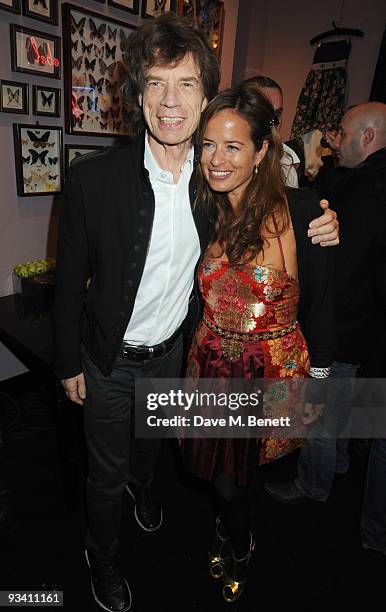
[199,257,299,334]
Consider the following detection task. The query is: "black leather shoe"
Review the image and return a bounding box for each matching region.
[125,481,163,532]
[264,481,314,504]
[85,550,132,612]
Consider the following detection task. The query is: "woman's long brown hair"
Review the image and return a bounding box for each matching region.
[195,85,289,265]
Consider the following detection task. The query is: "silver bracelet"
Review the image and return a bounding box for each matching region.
[310,367,331,378]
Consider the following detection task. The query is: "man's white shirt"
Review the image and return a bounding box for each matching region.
[282,143,300,187]
[124,135,200,346]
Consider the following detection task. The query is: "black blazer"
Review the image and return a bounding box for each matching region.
[286,188,335,369]
[53,136,213,379]
[332,147,386,364]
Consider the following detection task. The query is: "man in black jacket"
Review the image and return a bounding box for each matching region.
[54,14,339,612]
[265,102,386,505]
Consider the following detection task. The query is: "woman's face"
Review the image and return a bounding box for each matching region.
[200,109,267,206]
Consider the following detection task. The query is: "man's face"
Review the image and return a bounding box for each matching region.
[140,53,208,146]
[332,112,364,168]
[262,87,283,126]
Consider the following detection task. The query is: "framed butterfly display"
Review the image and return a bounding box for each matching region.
[141,0,177,18]
[0,80,28,114]
[0,0,20,14]
[21,0,58,25]
[65,144,105,173]
[107,0,139,15]
[32,85,60,117]
[13,123,63,196]
[10,24,61,79]
[62,3,136,137]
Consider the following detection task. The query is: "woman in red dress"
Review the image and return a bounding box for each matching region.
[182,85,334,602]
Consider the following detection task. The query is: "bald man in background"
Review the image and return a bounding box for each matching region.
[265,102,386,505]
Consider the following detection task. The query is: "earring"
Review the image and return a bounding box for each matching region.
[254,164,259,175]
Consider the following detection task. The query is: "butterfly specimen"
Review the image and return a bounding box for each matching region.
[48,157,58,165]
[72,73,87,88]
[28,149,49,165]
[100,121,108,130]
[72,55,83,71]
[99,60,116,78]
[23,175,33,186]
[48,174,58,180]
[21,138,28,145]
[81,41,93,55]
[113,120,122,131]
[77,96,98,111]
[94,45,104,59]
[31,170,49,183]
[87,96,98,111]
[85,58,97,72]
[89,19,106,42]
[100,109,109,120]
[119,29,130,52]
[76,95,85,109]
[26,37,48,65]
[105,81,118,96]
[89,75,105,94]
[40,91,54,107]
[70,15,86,37]
[71,40,79,52]
[33,0,48,9]
[73,113,84,128]
[22,155,31,164]
[46,142,56,148]
[110,107,120,118]
[105,43,116,61]
[27,130,50,148]
[6,87,20,105]
[108,25,117,41]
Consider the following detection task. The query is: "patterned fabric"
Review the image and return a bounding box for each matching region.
[290,40,350,139]
[182,256,311,486]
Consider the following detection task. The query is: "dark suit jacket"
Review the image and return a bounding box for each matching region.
[332,147,386,365]
[53,136,213,379]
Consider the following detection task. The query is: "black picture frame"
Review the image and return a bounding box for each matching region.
[32,85,61,117]
[0,80,29,114]
[13,123,63,197]
[141,0,177,19]
[0,0,20,14]
[10,24,61,80]
[65,143,105,173]
[62,3,137,138]
[22,0,58,25]
[108,0,139,15]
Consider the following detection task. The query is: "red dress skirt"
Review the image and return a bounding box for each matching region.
[182,257,310,487]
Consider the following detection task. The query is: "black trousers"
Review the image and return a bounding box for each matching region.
[82,335,183,557]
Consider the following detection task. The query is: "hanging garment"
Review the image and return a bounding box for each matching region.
[290,39,351,140]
